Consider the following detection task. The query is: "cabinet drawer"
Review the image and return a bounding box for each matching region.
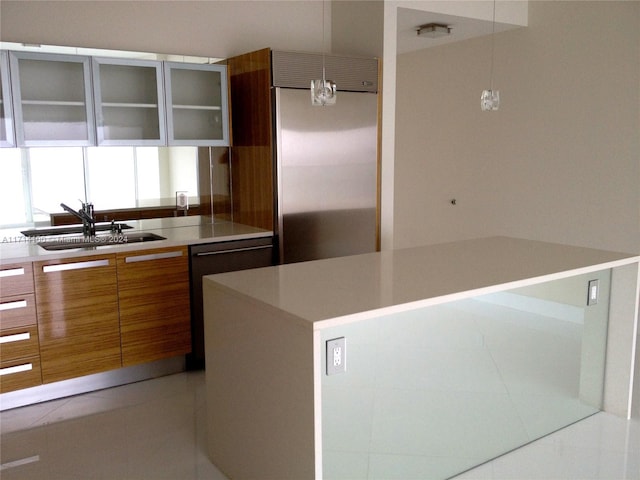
[0,293,37,329]
[0,355,42,393]
[0,324,40,361]
[0,262,34,296]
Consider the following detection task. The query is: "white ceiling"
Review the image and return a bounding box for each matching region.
[396,7,523,55]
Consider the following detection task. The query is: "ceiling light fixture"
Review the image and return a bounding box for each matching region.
[417,23,452,39]
[481,0,500,111]
[311,0,336,106]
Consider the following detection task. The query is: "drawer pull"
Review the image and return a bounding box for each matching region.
[125,250,182,264]
[0,267,25,278]
[0,332,30,344]
[43,259,110,273]
[0,455,40,471]
[0,363,33,376]
[194,245,273,257]
[0,299,27,311]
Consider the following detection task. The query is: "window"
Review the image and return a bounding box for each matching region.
[0,149,27,226]
[0,146,200,228]
[29,147,85,224]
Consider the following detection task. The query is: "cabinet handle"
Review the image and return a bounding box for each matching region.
[0,267,25,278]
[125,250,183,264]
[0,299,28,311]
[43,259,110,273]
[0,363,33,376]
[0,332,30,344]
[193,245,273,257]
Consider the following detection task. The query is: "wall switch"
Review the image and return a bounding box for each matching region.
[326,337,346,375]
[587,279,599,306]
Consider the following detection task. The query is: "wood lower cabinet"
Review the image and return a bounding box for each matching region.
[34,254,121,384]
[0,262,41,393]
[3,244,194,394]
[116,246,191,367]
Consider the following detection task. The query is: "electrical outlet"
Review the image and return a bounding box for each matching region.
[326,337,346,375]
[587,279,599,306]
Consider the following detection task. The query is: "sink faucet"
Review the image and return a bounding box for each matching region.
[60,201,96,237]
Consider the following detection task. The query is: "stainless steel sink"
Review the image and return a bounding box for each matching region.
[22,222,133,237]
[37,232,166,251]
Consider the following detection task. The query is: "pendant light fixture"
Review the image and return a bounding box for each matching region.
[311,0,336,106]
[481,0,500,111]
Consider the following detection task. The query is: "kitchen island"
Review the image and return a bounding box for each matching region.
[203,237,639,480]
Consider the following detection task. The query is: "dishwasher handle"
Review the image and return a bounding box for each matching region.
[193,244,273,257]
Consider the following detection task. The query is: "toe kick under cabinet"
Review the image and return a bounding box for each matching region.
[0,262,41,393]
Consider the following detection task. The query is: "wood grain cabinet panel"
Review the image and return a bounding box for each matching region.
[0,355,42,393]
[1,324,39,360]
[34,254,122,384]
[0,324,42,393]
[116,246,191,367]
[0,293,37,330]
[0,261,41,392]
[0,262,34,297]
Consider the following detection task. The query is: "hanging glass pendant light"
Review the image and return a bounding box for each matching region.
[481,0,500,111]
[311,0,336,106]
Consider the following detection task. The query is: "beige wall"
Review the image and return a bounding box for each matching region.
[332,0,384,57]
[2,1,638,254]
[394,1,639,254]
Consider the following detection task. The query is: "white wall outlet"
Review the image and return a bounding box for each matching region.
[326,337,346,375]
[176,191,188,210]
[587,279,599,306]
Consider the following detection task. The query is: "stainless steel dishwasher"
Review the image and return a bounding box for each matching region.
[188,236,274,369]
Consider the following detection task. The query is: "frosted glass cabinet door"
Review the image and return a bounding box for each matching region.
[164,62,229,146]
[9,51,95,146]
[92,57,166,145]
[0,51,16,147]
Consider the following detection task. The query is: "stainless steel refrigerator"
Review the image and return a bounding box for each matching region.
[271,50,379,264]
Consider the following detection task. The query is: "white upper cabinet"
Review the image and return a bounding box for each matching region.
[92,57,166,146]
[3,49,229,147]
[9,51,96,146]
[164,62,229,146]
[0,51,15,147]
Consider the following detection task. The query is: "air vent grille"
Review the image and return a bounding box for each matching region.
[271,50,378,93]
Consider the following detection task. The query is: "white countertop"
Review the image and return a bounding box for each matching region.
[203,236,639,329]
[0,216,272,264]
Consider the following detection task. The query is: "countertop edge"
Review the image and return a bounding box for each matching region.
[0,219,273,264]
[202,236,640,329]
[312,255,640,330]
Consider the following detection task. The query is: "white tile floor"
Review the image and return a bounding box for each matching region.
[1,370,638,480]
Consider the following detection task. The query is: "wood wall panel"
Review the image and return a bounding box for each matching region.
[228,48,275,231]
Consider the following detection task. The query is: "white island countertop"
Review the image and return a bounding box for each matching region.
[0,215,272,264]
[204,236,639,329]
